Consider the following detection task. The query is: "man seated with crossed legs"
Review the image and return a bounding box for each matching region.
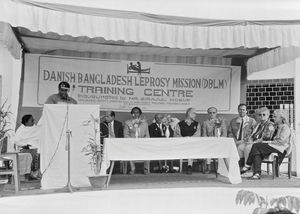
[240,107,275,176]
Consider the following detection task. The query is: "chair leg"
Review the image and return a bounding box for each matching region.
[275,157,279,177]
[272,160,276,180]
[120,161,127,174]
[13,154,20,193]
[266,163,270,175]
[288,157,292,179]
[179,160,183,173]
[213,159,218,178]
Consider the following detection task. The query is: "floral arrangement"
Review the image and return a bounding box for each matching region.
[81,114,102,175]
[212,118,222,128]
[126,117,147,130]
[161,114,180,130]
[236,189,300,214]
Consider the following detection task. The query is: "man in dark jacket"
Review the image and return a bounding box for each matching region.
[149,113,174,172]
[100,111,124,141]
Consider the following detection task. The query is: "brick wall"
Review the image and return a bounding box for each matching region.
[246,78,294,116]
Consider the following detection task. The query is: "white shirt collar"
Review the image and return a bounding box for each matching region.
[236,115,249,123]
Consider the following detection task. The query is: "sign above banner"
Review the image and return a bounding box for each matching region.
[23,54,241,113]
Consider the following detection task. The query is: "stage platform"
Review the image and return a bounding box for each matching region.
[1,172,300,196]
[1,182,300,214]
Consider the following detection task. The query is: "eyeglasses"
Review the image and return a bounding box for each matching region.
[208,112,216,114]
[259,113,267,116]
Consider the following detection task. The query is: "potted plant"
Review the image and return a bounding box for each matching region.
[0,101,11,189]
[81,115,108,189]
[236,189,300,214]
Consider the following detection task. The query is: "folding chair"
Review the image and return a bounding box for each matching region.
[0,137,20,193]
[262,129,295,179]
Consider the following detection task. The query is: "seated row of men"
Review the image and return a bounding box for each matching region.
[11,102,290,181]
[100,104,292,179]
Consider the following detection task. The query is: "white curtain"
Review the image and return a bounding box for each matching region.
[247,46,300,75]
[0,46,22,131]
[2,0,300,49]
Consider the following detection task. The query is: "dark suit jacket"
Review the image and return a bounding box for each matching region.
[149,123,174,138]
[100,120,124,143]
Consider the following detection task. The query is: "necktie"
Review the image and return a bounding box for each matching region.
[159,124,164,136]
[238,118,244,141]
[108,122,115,138]
[253,123,263,140]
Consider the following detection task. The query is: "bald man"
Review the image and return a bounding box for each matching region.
[175,108,201,175]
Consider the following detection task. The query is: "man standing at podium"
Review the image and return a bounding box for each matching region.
[45,81,77,104]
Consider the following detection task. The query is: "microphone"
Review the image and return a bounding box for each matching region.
[70,85,76,95]
[66,85,75,101]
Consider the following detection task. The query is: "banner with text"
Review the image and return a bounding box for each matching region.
[23,54,240,113]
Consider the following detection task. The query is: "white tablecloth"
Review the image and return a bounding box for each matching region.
[103,137,242,184]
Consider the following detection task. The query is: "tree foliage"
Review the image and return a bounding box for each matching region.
[236,190,299,214]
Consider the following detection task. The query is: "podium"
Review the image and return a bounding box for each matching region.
[39,104,100,189]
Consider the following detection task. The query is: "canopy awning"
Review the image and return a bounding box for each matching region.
[247,46,300,75]
[1,0,300,51]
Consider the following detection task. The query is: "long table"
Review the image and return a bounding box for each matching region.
[102,137,242,186]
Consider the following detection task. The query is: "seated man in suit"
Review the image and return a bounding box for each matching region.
[202,106,227,173]
[228,104,256,168]
[149,114,174,172]
[100,111,124,141]
[124,107,150,175]
[175,107,201,175]
[100,111,124,173]
[240,107,275,175]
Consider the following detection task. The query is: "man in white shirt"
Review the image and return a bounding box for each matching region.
[228,104,256,168]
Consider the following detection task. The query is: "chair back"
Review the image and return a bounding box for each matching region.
[286,128,295,157]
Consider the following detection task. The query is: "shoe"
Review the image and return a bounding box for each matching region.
[248,173,261,180]
[186,165,193,175]
[29,171,40,180]
[169,168,175,173]
[241,171,253,178]
[144,169,149,175]
[129,170,135,175]
[240,166,251,174]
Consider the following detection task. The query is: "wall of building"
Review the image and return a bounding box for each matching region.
[246,78,294,116]
[246,77,295,173]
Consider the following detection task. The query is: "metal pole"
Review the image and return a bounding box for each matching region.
[62,103,75,193]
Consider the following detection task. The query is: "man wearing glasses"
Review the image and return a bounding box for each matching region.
[202,107,227,173]
[240,107,275,174]
[45,81,77,104]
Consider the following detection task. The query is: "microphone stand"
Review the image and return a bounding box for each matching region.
[61,89,77,193]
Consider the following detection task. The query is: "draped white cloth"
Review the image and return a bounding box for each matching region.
[247,46,300,75]
[14,124,41,152]
[103,137,242,184]
[1,0,300,49]
[39,104,100,189]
